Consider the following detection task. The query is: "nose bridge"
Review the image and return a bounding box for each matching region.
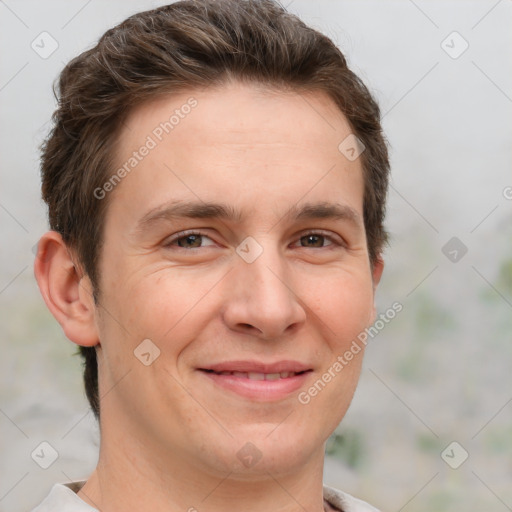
[226,236,305,338]
[247,249,290,306]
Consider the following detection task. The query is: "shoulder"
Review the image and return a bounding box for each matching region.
[323,484,381,512]
[29,481,96,512]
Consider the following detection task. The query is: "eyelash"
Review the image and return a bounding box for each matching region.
[164,230,345,250]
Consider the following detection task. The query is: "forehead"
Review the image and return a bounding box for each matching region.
[119,82,352,147]
[107,81,364,227]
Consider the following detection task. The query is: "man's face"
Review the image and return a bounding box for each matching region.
[93,82,382,476]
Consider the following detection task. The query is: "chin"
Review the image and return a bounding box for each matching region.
[214,425,324,477]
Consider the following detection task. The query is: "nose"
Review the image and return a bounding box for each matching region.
[222,242,306,340]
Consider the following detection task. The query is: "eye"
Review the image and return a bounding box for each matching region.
[165,231,216,249]
[293,231,343,249]
[299,233,331,248]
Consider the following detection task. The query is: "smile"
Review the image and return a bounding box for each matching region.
[203,370,304,380]
[198,362,312,401]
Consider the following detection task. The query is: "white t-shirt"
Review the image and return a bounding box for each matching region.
[30,480,380,512]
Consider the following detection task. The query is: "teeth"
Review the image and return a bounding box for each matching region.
[212,371,298,379]
[248,372,265,380]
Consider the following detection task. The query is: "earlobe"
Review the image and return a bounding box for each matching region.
[34,231,99,347]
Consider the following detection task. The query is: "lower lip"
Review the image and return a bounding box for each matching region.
[199,370,311,401]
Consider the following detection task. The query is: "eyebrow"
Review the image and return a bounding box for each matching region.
[132,199,361,236]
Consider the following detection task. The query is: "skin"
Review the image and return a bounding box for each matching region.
[35,80,383,512]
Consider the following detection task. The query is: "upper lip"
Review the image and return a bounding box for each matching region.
[199,360,312,374]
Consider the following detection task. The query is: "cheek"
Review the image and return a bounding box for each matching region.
[305,269,375,349]
[106,268,221,350]
[301,275,372,431]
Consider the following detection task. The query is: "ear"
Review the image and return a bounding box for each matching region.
[369,255,384,323]
[371,255,384,289]
[34,231,99,347]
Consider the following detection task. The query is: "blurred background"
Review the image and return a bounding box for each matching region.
[1,1,511,511]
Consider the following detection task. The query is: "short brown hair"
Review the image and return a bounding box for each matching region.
[40,0,390,419]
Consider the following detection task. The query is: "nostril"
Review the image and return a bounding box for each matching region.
[237,323,258,332]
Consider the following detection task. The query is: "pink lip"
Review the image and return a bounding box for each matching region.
[198,360,312,401]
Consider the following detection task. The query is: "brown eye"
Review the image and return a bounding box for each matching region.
[165,231,216,250]
[176,234,203,248]
[300,234,329,248]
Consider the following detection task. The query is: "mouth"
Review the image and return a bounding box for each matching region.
[198,361,312,401]
[201,369,307,380]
